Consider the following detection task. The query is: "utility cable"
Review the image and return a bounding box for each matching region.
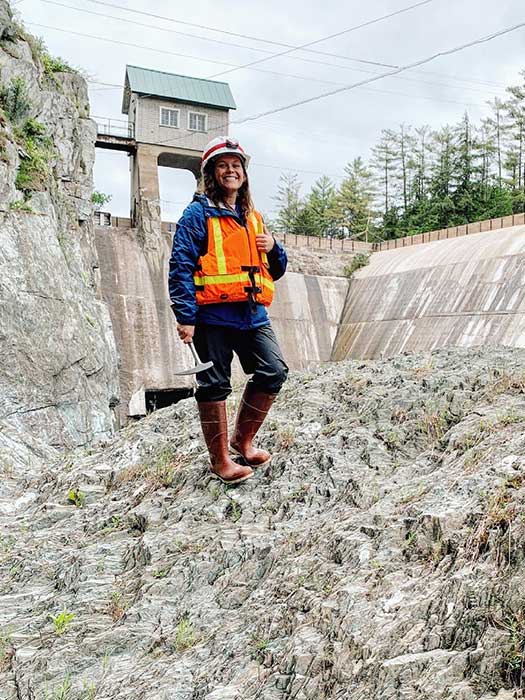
[31,20,506,101]
[156,19,525,148]
[207,0,436,79]
[77,0,397,68]
[74,0,506,90]
[237,21,525,125]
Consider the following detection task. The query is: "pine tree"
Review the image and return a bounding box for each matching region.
[502,73,525,213]
[370,130,397,213]
[273,172,302,234]
[333,158,376,240]
[428,126,456,228]
[306,175,338,237]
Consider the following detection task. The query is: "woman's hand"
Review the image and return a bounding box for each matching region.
[256,223,275,253]
[177,324,195,344]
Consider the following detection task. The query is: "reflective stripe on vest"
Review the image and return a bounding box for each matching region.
[210,216,227,275]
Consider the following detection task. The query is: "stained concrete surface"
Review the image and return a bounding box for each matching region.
[333,225,525,360]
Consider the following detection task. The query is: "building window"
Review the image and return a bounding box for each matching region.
[159,107,179,128]
[188,111,207,132]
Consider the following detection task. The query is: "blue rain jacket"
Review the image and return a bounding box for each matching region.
[168,194,287,329]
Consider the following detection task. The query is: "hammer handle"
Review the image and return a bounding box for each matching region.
[189,341,201,366]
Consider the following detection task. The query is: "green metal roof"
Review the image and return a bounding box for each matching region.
[122,65,236,114]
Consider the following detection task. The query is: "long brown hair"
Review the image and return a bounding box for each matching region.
[198,158,254,217]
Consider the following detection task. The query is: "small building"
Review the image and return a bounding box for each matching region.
[121,65,236,227]
[122,65,236,151]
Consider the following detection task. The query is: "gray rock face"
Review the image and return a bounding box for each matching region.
[0,2,119,447]
[1,346,524,699]
[285,244,359,277]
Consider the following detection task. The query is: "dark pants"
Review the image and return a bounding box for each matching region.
[193,324,288,402]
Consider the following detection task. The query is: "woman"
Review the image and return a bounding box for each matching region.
[168,137,288,485]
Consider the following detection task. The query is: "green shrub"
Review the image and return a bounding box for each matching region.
[343,252,371,279]
[91,190,112,211]
[66,488,86,508]
[49,609,75,636]
[0,78,30,124]
[14,120,54,193]
[41,53,75,76]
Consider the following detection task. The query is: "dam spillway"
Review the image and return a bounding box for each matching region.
[333,225,525,360]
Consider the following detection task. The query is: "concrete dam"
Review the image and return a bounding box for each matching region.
[333,224,525,361]
[95,220,525,422]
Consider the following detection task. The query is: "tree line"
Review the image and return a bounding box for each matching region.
[269,71,525,241]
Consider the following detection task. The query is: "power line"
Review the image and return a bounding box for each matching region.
[41,0,274,57]
[78,0,396,69]
[33,20,506,104]
[207,0,436,79]
[28,22,242,68]
[239,21,525,125]
[76,0,507,90]
[157,19,525,148]
[38,0,507,94]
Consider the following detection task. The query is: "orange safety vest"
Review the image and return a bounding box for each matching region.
[194,210,275,307]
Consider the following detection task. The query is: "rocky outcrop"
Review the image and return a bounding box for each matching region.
[1,346,524,699]
[0,1,119,447]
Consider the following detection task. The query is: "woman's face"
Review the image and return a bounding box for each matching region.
[213,154,245,197]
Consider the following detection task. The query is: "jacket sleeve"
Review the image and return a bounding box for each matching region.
[267,238,288,281]
[168,203,207,325]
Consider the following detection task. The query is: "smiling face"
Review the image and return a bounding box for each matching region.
[213,154,246,198]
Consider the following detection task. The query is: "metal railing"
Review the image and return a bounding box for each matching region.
[94,116,134,139]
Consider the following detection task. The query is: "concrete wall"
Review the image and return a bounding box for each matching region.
[95,225,348,422]
[134,96,229,150]
[333,224,525,360]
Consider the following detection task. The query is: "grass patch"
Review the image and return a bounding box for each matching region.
[491,605,525,690]
[467,475,524,563]
[114,446,185,491]
[225,499,242,523]
[0,628,12,672]
[107,591,127,622]
[9,199,33,212]
[172,617,196,653]
[484,369,525,399]
[277,425,295,449]
[41,52,76,77]
[250,635,269,663]
[416,405,453,444]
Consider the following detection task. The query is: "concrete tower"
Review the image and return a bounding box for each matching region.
[121,65,236,238]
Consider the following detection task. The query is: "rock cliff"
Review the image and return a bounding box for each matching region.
[0,1,119,448]
[1,346,524,699]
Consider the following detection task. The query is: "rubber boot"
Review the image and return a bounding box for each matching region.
[230,385,277,467]
[197,401,254,484]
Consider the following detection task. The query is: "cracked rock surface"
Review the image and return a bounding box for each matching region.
[0,0,119,446]
[1,346,525,699]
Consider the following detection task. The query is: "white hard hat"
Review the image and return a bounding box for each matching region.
[201,137,250,171]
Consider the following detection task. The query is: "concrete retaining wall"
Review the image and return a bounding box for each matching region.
[333,224,525,360]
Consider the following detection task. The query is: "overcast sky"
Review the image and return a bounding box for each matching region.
[13,0,525,222]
